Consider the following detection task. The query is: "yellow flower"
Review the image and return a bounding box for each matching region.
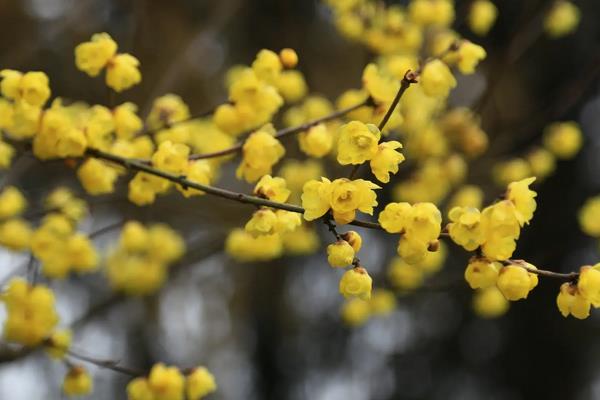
[579,196,600,237]
[77,159,119,195]
[339,266,373,300]
[282,224,320,255]
[378,202,412,233]
[127,378,154,400]
[152,140,190,175]
[279,48,299,68]
[299,124,333,158]
[177,160,213,198]
[0,70,51,107]
[455,41,486,74]
[147,94,190,130]
[493,158,532,187]
[0,218,32,251]
[252,49,282,84]
[254,175,290,202]
[341,230,362,253]
[369,289,397,315]
[106,53,141,92]
[496,264,538,301]
[329,178,380,224]
[148,363,185,400]
[464,258,500,289]
[114,102,143,139]
[447,206,484,251]
[0,186,27,219]
[0,139,15,169]
[74,32,117,77]
[63,366,93,397]
[479,200,521,261]
[341,298,371,326]
[186,367,217,400]
[301,178,333,221]
[369,141,405,183]
[577,265,600,305]
[387,257,425,290]
[0,70,22,99]
[473,287,509,318]
[225,228,283,262]
[147,224,185,264]
[1,278,59,346]
[506,177,537,226]
[543,121,582,159]
[245,208,278,236]
[8,101,41,139]
[362,63,399,105]
[557,282,591,319]
[527,148,556,180]
[419,59,456,98]
[468,0,498,36]
[274,210,301,233]
[45,329,72,359]
[408,0,455,27]
[67,233,99,273]
[379,202,441,264]
[337,121,381,165]
[327,240,356,267]
[544,1,580,38]
[275,70,307,102]
[236,128,285,183]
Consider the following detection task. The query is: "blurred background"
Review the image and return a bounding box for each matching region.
[0,0,599,399]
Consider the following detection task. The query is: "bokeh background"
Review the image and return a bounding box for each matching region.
[0,0,599,399]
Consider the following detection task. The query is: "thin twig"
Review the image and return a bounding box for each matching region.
[85,147,383,231]
[66,349,143,377]
[189,98,372,161]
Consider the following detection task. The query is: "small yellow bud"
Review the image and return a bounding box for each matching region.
[420,59,456,98]
[279,48,299,68]
[577,265,600,305]
[45,329,72,359]
[186,367,217,400]
[106,53,141,92]
[339,267,373,300]
[496,265,538,301]
[473,287,509,318]
[341,298,371,326]
[557,282,591,319]
[464,258,500,289]
[327,240,355,268]
[468,0,498,36]
[544,1,580,38]
[543,121,582,159]
[340,231,362,253]
[63,366,93,397]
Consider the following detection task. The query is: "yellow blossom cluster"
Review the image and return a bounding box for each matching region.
[447,177,537,261]
[387,242,447,290]
[127,363,216,400]
[106,221,185,295]
[341,288,397,326]
[63,366,93,397]
[31,212,98,278]
[494,121,582,186]
[75,32,141,92]
[379,202,442,264]
[0,186,32,251]
[1,278,59,346]
[214,49,306,136]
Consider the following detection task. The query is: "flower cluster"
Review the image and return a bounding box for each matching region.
[127,363,216,400]
[106,221,185,295]
[75,32,141,92]
[302,177,380,224]
[1,278,59,346]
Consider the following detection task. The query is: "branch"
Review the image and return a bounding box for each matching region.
[66,348,143,377]
[188,97,372,160]
[85,148,384,231]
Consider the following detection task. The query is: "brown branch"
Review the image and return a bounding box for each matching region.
[508,259,579,281]
[66,349,143,377]
[189,98,372,161]
[349,70,418,179]
[85,147,384,231]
